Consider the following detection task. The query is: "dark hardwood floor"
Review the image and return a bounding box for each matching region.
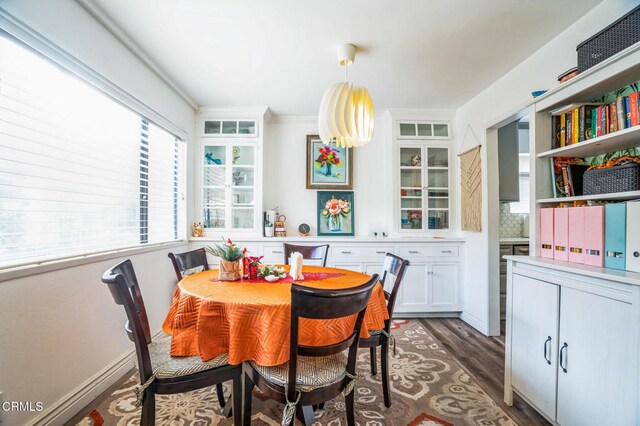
[418,318,550,426]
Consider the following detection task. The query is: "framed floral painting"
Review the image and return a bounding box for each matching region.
[317,191,355,236]
[306,135,353,189]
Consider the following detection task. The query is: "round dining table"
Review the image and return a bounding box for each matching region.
[162,265,389,366]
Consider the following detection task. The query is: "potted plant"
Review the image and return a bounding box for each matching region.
[206,238,246,281]
[247,256,263,280]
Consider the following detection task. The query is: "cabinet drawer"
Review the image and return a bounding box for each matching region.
[262,244,285,263]
[399,246,458,258]
[330,246,393,259]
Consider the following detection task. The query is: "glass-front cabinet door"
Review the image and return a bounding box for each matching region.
[398,145,450,232]
[203,144,257,231]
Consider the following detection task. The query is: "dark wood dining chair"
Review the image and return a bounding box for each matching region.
[168,248,227,409]
[168,248,209,281]
[283,243,330,266]
[358,253,409,408]
[242,274,380,426]
[101,259,242,426]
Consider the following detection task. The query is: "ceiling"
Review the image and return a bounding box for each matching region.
[90,0,602,115]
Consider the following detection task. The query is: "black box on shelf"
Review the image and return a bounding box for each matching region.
[583,162,640,195]
[577,5,640,73]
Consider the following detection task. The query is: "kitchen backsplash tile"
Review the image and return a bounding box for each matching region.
[500,203,529,238]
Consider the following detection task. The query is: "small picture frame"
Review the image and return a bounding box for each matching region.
[317,191,355,237]
[306,135,353,189]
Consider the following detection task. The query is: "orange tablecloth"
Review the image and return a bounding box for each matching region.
[162,265,388,366]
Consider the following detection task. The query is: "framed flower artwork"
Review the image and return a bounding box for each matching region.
[306,135,353,189]
[317,191,355,236]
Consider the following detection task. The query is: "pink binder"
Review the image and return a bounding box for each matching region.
[584,205,605,267]
[554,208,569,261]
[568,207,585,264]
[540,208,554,259]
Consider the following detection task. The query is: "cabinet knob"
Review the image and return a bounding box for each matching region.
[634,251,639,258]
[273,250,283,254]
[376,251,386,254]
[409,250,419,254]
[441,250,452,254]
[341,251,352,254]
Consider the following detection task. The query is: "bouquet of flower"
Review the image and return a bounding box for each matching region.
[322,197,350,218]
[206,237,245,261]
[258,264,286,279]
[316,145,342,176]
[407,210,422,228]
[322,196,350,232]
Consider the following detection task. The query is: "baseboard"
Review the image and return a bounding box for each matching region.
[27,330,163,426]
[459,311,488,335]
[395,312,461,319]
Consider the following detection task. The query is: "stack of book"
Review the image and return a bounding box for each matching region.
[551,87,640,149]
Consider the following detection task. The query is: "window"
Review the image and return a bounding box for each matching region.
[0,35,186,269]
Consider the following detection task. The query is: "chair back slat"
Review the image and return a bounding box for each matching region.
[298,335,356,357]
[287,275,378,402]
[168,248,210,281]
[379,254,409,324]
[101,259,154,381]
[283,243,330,267]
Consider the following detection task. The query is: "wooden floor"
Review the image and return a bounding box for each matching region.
[418,318,550,426]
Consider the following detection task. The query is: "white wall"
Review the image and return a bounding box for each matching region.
[263,116,392,237]
[0,0,195,424]
[455,0,639,335]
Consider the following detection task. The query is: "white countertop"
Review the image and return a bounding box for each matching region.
[504,255,640,287]
[191,236,466,243]
[500,237,529,244]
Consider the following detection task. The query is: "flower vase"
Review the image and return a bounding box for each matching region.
[219,259,241,281]
[328,214,343,232]
[325,163,332,176]
[248,264,259,280]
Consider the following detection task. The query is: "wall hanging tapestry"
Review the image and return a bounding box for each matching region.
[459,145,482,232]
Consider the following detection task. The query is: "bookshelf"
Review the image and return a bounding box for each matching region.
[537,125,640,158]
[530,42,640,257]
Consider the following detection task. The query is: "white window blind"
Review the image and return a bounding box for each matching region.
[0,35,186,269]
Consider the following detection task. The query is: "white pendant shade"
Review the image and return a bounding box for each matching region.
[318,82,374,148]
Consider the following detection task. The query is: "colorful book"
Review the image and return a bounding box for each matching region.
[591,108,598,138]
[572,108,579,144]
[611,103,618,133]
[566,112,572,143]
[600,105,607,136]
[630,91,639,126]
[579,105,595,141]
[626,96,632,128]
[551,115,560,149]
[560,114,566,146]
[616,96,627,130]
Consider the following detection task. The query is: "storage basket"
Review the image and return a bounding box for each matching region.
[577,5,640,73]
[583,162,640,195]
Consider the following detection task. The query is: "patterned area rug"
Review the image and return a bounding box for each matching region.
[77,320,515,425]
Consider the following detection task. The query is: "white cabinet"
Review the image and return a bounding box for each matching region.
[395,260,461,314]
[510,274,559,419]
[396,145,451,232]
[197,109,267,237]
[556,287,637,426]
[430,262,459,308]
[505,258,640,425]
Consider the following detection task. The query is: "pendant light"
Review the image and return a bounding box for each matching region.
[318,44,374,148]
